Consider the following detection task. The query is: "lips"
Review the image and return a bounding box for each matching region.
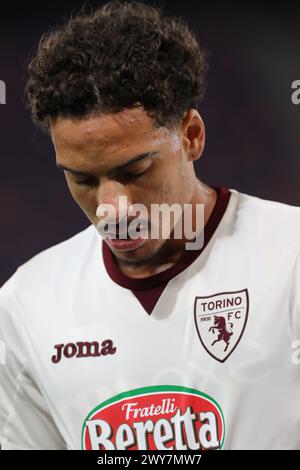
[106,235,146,251]
[105,221,148,240]
[105,222,148,251]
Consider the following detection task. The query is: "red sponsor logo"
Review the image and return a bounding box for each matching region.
[82,385,225,450]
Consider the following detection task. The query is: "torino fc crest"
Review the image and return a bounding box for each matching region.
[194,289,249,362]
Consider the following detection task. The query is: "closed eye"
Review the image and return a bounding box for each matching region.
[72,176,98,187]
[71,166,150,187]
[119,167,150,181]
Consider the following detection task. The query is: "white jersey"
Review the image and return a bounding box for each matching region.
[0,187,300,450]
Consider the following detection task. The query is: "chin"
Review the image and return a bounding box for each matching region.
[114,240,162,265]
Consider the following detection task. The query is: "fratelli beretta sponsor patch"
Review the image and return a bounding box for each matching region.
[82,385,225,450]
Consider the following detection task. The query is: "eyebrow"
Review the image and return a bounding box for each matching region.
[56,151,159,176]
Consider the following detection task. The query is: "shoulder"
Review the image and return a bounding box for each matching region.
[0,224,98,305]
[230,188,300,252]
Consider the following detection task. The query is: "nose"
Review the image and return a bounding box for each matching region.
[95,178,133,225]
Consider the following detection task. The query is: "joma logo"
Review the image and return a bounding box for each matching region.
[51,339,117,364]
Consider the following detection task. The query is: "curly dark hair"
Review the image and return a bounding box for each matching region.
[26,1,208,132]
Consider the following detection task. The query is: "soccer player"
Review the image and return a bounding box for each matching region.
[0,1,299,450]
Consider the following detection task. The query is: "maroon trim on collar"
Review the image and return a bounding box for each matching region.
[102,187,231,299]
[130,285,169,315]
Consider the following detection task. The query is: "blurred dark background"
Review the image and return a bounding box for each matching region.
[0,0,300,285]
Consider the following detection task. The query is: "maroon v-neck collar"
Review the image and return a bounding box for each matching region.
[102,186,231,314]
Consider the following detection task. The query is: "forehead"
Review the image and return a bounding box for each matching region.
[51,107,164,155]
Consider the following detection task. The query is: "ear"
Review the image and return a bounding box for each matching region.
[180,109,206,162]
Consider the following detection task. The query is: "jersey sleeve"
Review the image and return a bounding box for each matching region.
[290,245,300,334]
[0,271,66,450]
[297,246,300,328]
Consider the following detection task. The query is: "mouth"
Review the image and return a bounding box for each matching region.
[103,222,149,251]
[106,235,146,251]
[106,222,146,238]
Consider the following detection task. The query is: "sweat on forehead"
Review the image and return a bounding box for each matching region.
[50,107,163,147]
